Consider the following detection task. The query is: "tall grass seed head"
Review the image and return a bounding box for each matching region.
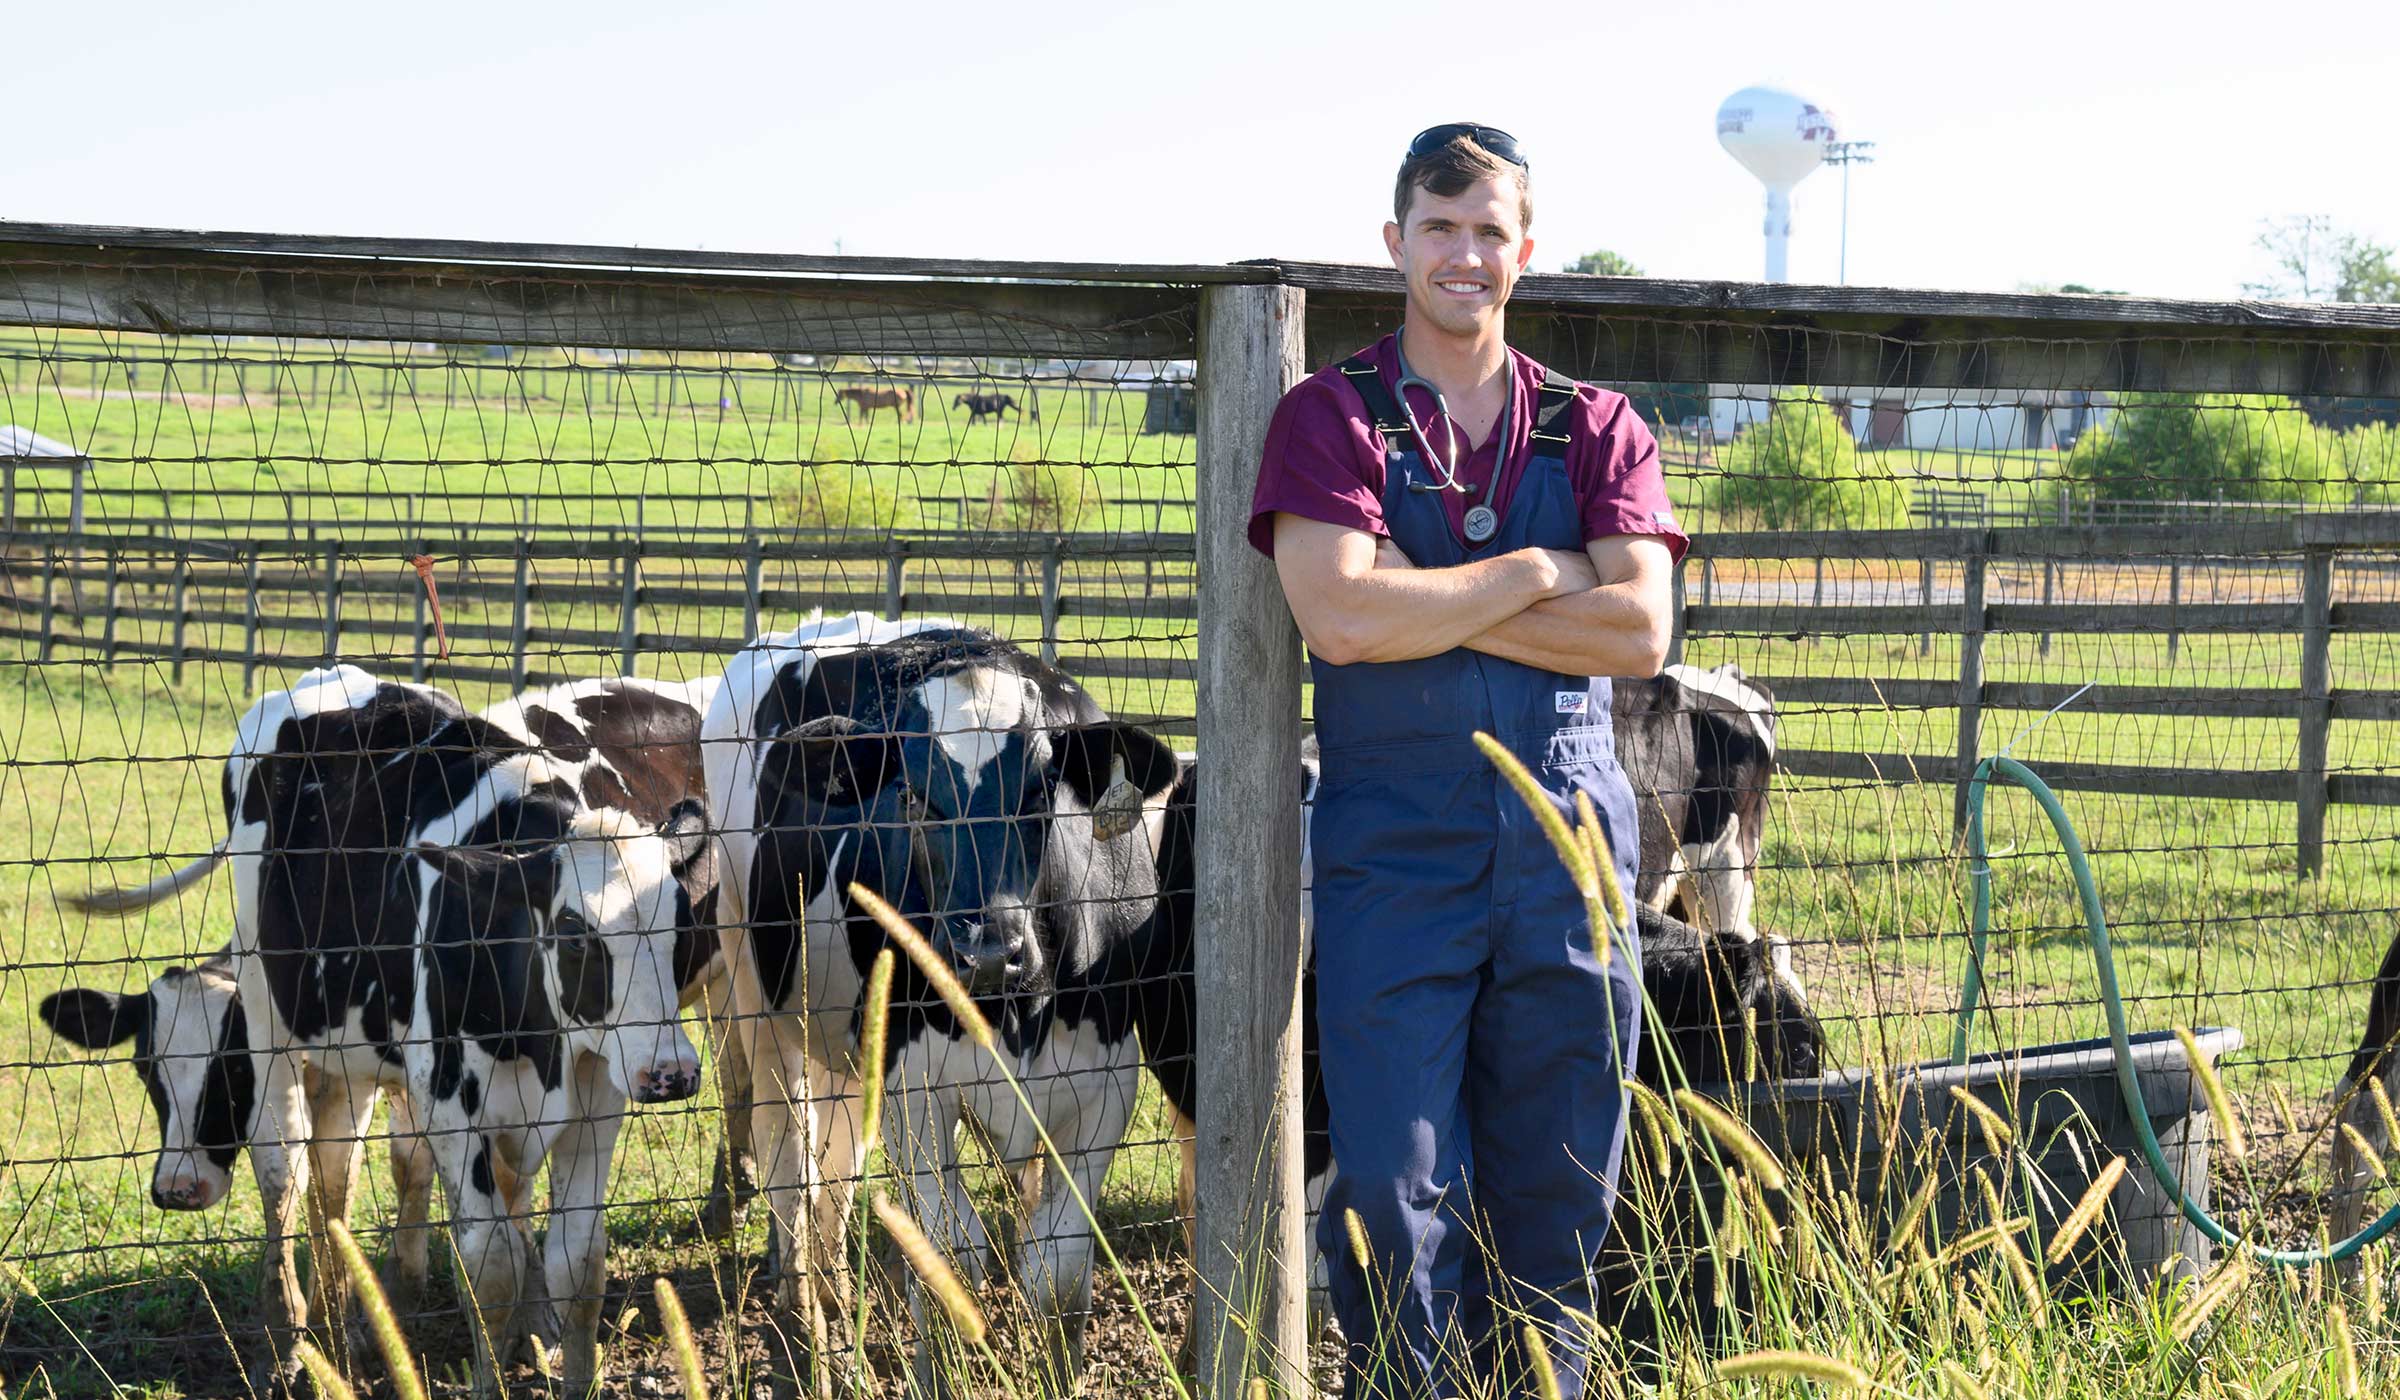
[2175,1025,2247,1161]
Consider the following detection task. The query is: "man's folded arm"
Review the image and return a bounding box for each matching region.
[1271,513,1584,666]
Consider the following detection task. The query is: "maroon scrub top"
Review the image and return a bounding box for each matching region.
[1247,332,1688,563]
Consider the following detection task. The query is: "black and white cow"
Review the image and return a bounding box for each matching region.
[703,613,1180,1388]
[66,665,711,1398]
[1614,662,1779,942]
[52,676,754,1249]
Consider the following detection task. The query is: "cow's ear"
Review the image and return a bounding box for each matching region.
[416,841,554,908]
[658,798,712,879]
[40,987,144,1050]
[1055,722,1179,840]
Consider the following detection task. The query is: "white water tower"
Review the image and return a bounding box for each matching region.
[1716,86,1838,282]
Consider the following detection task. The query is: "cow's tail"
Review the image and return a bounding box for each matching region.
[66,841,229,916]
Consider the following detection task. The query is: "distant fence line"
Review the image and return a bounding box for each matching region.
[1677,516,2400,874]
[16,514,2400,866]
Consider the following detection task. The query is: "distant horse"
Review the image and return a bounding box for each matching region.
[832,385,916,424]
[954,391,1039,426]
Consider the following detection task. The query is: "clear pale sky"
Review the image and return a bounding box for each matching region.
[11,0,2396,300]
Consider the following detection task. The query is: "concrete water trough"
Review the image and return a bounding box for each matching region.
[1600,1026,2244,1346]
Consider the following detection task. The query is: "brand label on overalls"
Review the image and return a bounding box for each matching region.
[1555,691,1588,714]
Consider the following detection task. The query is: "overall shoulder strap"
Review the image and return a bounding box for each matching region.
[1337,356,1415,452]
[1527,369,1581,462]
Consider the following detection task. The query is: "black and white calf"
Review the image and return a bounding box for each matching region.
[704,613,1180,1386]
[68,665,711,1398]
[39,956,443,1294]
[1614,662,1779,942]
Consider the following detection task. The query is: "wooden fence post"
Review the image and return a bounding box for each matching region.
[1953,547,1988,836]
[1919,557,1935,657]
[1667,554,1688,667]
[742,535,764,644]
[2298,545,2334,878]
[2040,559,2055,657]
[1039,544,1062,665]
[884,543,906,622]
[321,543,343,662]
[1812,555,1825,606]
[99,550,120,664]
[170,552,191,685]
[2166,560,2183,666]
[618,542,642,679]
[509,538,531,693]
[241,546,263,696]
[35,545,56,663]
[1193,281,1309,1400]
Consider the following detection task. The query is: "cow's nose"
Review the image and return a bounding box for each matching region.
[152,1176,217,1211]
[632,1065,701,1104]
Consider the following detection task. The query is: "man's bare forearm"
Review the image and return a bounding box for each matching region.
[1461,581,1672,676]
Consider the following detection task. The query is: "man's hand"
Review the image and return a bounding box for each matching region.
[1374,536,1416,571]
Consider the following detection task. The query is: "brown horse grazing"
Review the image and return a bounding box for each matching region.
[832,384,916,424]
[954,391,1039,426]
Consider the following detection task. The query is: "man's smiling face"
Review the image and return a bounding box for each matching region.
[1384,175,1535,342]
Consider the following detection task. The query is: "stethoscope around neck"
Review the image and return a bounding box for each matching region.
[1393,337,1508,543]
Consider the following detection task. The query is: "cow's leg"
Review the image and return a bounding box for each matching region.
[701,974,757,1241]
[747,1011,817,1320]
[384,1091,437,1309]
[804,1061,870,1317]
[886,1048,979,1400]
[2333,1063,2395,1282]
[240,1005,316,1387]
[547,1052,628,1399]
[303,1071,380,1366]
[1012,1062,1135,1392]
[427,1103,528,1400]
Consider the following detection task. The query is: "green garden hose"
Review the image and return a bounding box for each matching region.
[1949,753,2399,1267]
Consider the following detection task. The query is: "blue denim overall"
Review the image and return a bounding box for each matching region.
[1311,354,1643,1400]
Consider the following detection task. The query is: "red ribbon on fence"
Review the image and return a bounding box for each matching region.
[409,555,450,659]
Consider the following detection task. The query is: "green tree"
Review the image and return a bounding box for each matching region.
[1565,249,1644,277]
[2336,238,2400,304]
[1714,389,1908,528]
[2061,394,2341,502]
[2243,215,2399,302]
[775,463,903,531]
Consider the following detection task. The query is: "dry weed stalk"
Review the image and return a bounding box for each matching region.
[2046,1156,2128,1265]
[327,1220,426,1400]
[2175,1026,2246,1161]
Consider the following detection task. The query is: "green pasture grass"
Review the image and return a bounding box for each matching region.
[0,330,1196,539]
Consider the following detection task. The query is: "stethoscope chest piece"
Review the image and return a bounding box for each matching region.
[1462,504,1499,544]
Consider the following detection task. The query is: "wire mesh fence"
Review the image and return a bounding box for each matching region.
[8,230,2400,1396]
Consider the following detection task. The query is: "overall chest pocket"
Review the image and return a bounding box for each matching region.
[1505,453,1586,554]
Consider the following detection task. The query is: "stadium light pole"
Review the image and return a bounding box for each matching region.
[1824,139,1876,285]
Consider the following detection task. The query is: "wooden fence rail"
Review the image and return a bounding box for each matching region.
[1678,520,2400,870]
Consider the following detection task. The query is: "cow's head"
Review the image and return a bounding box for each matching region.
[418,799,709,1104]
[760,647,1179,996]
[1638,908,1825,1087]
[39,960,252,1210]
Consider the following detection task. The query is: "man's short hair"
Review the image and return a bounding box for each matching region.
[1393,133,1533,230]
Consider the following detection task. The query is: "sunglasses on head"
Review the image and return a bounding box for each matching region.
[1405,123,1528,170]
